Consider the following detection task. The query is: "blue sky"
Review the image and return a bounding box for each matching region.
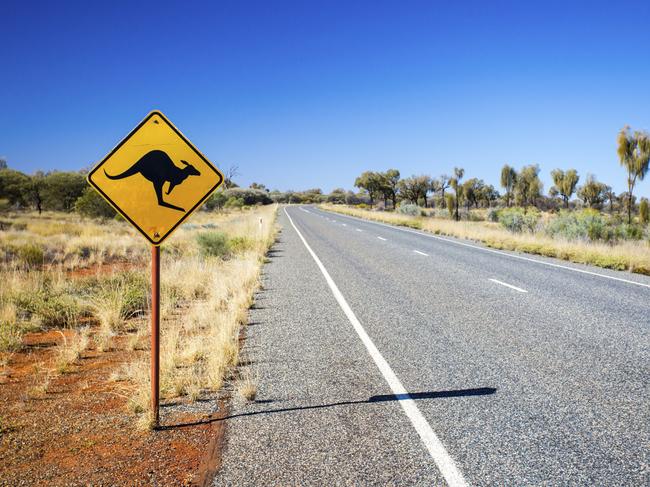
[2,0,650,196]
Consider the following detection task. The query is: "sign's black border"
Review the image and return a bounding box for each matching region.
[87,110,224,246]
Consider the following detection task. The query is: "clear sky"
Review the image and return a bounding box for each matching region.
[2,0,649,196]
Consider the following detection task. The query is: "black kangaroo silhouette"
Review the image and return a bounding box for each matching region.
[104,150,200,212]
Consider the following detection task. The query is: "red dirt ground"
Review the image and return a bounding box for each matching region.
[0,330,226,486]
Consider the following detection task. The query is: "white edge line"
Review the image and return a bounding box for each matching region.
[284,207,468,487]
[316,209,650,289]
[489,278,528,293]
[356,228,363,232]
[413,250,429,256]
[377,236,387,241]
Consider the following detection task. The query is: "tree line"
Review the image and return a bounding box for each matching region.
[350,126,650,223]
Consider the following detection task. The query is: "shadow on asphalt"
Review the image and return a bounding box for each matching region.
[159,387,496,430]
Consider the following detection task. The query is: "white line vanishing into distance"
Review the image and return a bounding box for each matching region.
[342,223,347,226]
[356,228,363,232]
[489,278,528,293]
[316,209,650,289]
[284,207,468,487]
[377,236,387,241]
[413,250,429,256]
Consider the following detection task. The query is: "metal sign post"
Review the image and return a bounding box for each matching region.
[151,245,161,426]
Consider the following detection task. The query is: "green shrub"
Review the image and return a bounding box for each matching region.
[545,210,613,242]
[0,321,23,352]
[397,203,421,216]
[75,187,117,218]
[228,236,255,254]
[487,208,500,222]
[197,231,230,258]
[616,223,644,241]
[18,244,44,267]
[224,197,245,209]
[13,291,81,328]
[498,207,540,233]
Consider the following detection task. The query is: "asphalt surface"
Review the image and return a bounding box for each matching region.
[214,206,649,486]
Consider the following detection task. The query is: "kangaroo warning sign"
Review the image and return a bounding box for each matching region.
[87,110,224,245]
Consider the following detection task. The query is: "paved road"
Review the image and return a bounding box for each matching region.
[214,206,649,486]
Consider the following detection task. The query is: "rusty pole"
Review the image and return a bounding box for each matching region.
[151,245,160,427]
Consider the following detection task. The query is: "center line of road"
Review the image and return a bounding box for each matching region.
[413,250,429,256]
[284,208,468,487]
[341,223,347,226]
[356,228,362,232]
[377,236,387,241]
[489,278,528,293]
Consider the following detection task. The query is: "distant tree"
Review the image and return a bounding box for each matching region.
[75,187,117,218]
[617,126,650,223]
[327,188,347,204]
[0,157,7,170]
[640,198,649,224]
[41,172,86,211]
[0,169,30,206]
[438,175,451,203]
[223,164,240,189]
[449,167,464,220]
[205,190,228,210]
[514,164,542,209]
[603,185,616,213]
[398,175,431,207]
[354,171,383,207]
[462,178,482,210]
[550,168,579,208]
[382,169,401,209]
[445,193,454,218]
[577,175,607,208]
[500,164,517,207]
[25,171,46,214]
[249,182,268,191]
[480,184,499,208]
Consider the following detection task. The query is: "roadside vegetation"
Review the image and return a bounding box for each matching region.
[316,126,650,275]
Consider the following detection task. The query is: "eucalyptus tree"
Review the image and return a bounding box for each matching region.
[354,171,384,207]
[603,185,616,213]
[382,169,401,209]
[514,164,542,209]
[449,167,464,220]
[500,164,517,207]
[577,175,607,208]
[617,126,650,223]
[398,175,432,207]
[550,168,579,208]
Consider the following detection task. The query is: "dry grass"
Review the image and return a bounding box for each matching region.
[236,368,258,402]
[321,204,650,275]
[1,205,278,429]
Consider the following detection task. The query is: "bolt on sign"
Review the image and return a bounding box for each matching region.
[87,110,224,245]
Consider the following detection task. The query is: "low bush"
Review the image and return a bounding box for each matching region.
[197,231,230,258]
[397,203,421,216]
[498,207,540,233]
[18,244,44,267]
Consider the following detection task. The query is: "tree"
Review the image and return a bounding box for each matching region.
[75,187,117,218]
[25,171,46,214]
[382,169,401,209]
[449,167,464,221]
[41,172,86,211]
[223,164,240,189]
[250,182,268,191]
[398,175,431,207]
[550,168,579,208]
[577,175,607,208]
[500,164,517,207]
[640,198,649,224]
[354,171,383,207]
[617,126,650,224]
[438,175,451,203]
[0,157,7,170]
[514,164,542,209]
[603,185,616,213]
[0,169,30,206]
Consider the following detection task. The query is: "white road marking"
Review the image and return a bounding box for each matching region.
[356,228,363,232]
[319,210,650,289]
[489,278,528,293]
[377,236,387,241]
[342,223,347,226]
[284,207,468,487]
[413,250,429,256]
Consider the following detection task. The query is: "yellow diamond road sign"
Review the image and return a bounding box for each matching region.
[88,111,224,245]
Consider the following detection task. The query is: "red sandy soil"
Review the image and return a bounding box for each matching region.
[0,328,225,486]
